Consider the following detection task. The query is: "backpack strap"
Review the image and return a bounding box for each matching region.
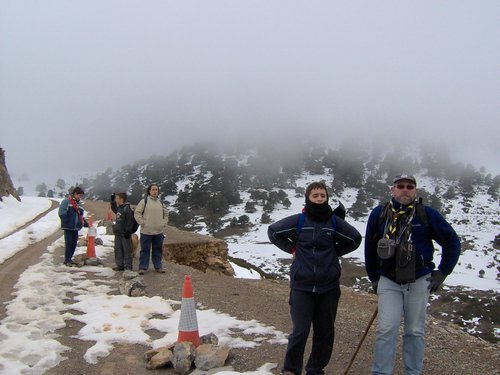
[142,196,149,215]
[373,202,392,240]
[415,198,432,236]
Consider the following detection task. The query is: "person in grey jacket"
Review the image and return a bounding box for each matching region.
[134,183,169,274]
[110,192,135,271]
[268,182,362,375]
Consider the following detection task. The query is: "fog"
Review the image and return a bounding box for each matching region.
[1,0,499,186]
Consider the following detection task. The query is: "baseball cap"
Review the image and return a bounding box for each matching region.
[393,174,417,186]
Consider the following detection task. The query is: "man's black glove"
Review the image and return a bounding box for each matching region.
[427,270,446,293]
[110,193,116,202]
[83,219,89,228]
[333,202,346,220]
[124,233,131,239]
[372,280,379,294]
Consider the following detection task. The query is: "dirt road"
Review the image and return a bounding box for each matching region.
[0,199,61,320]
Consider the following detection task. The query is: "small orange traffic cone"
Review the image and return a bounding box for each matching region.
[177,275,200,347]
[86,215,97,258]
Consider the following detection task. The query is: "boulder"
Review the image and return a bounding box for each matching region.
[194,344,230,371]
[119,272,146,297]
[70,254,102,267]
[494,234,500,250]
[172,342,195,375]
[146,347,173,370]
[95,237,104,246]
[200,333,219,346]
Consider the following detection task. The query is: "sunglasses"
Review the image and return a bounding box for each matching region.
[395,184,416,190]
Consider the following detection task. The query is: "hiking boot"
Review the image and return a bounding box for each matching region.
[64,262,73,267]
[155,268,166,273]
[138,269,146,275]
[112,267,124,271]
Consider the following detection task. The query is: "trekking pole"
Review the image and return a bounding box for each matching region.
[342,306,378,375]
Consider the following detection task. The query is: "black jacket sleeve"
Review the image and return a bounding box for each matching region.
[267,214,300,254]
[124,205,135,235]
[364,207,382,282]
[333,216,362,257]
[426,207,461,275]
[111,200,118,214]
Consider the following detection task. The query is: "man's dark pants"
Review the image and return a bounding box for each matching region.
[115,235,133,270]
[284,286,341,375]
[63,229,79,263]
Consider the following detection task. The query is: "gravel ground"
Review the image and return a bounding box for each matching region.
[8,200,499,375]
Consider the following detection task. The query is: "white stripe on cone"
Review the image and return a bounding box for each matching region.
[178,297,199,332]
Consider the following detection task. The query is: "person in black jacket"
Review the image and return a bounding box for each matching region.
[110,192,135,271]
[268,182,362,375]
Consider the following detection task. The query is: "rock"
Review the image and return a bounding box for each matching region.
[72,254,86,267]
[85,257,101,266]
[200,333,219,346]
[147,347,173,370]
[172,342,195,375]
[494,234,500,250]
[122,270,139,280]
[163,228,234,276]
[119,275,146,297]
[0,148,20,201]
[194,344,230,371]
[144,348,159,361]
[95,237,104,246]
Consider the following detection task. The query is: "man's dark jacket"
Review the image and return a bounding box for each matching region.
[268,213,362,293]
[111,202,135,236]
[364,198,461,283]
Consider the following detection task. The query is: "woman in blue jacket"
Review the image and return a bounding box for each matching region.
[58,186,88,266]
[268,182,362,375]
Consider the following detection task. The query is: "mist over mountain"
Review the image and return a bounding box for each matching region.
[41,139,498,234]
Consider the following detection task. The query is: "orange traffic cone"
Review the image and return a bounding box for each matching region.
[177,275,200,347]
[86,215,97,258]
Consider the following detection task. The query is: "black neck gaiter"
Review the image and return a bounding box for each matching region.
[305,198,333,222]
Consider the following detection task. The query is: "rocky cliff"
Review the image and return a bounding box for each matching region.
[164,226,234,276]
[0,148,20,201]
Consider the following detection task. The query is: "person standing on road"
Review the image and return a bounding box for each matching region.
[110,192,134,271]
[364,174,461,375]
[268,181,362,375]
[58,187,88,266]
[134,183,169,274]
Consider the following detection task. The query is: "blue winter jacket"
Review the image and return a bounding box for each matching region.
[58,196,85,231]
[268,213,362,293]
[364,199,461,283]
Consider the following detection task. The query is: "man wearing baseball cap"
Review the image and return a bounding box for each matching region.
[364,174,461,375]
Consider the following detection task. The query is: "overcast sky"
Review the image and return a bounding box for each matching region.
[1,0,499,186]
